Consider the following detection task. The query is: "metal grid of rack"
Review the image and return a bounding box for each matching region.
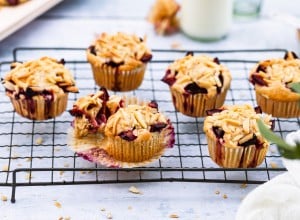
[1,48,298,203]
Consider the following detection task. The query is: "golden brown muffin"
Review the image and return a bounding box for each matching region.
[249,51,300,118]
[2,57,78,120]
[162,52,231,117]
[68,89,175,167]
[203,104,273,168]
[86,32,152,91]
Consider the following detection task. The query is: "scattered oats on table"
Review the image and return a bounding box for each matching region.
[2,165,8,171]
[223,194,228,199]
[240,183,248,189]
[1,195,8,202]
[54,201,62,208]
[106,212,113,219]
[128,186,142,194]
[270,162,278,168]
[35,137,43,145]
[169,213,179,218]
[100,208,106,212]
[215,190,220,195]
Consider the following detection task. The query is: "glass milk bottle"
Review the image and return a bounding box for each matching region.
[180,0,233,41]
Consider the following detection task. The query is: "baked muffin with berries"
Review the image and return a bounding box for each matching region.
[249,51,300,118]
[203,104,273,168]
[2,57,78,120]
[68,90,175,167]
[103,100,175,165]
[162,52,231,117]
[86,32,152,91]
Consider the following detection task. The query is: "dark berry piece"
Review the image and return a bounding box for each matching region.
[105,60,124,67]
[119,130,137,141]
[212,126,224,139]
[140,53,152,62]
[250,74,268,86]
[284,51,298,60]
[58,58,65,65]
[213,57,220,64]
[206,108,224,116]
[162,69,176,86]
[254,106,262,114]
[186,51,194,56]
[89,45,96,55]
[150,123,167,132]
[148,100,158,109]
[256,64,267,73]
[239,134,257,147]
[99,87,109,101]
[184,82,207,94]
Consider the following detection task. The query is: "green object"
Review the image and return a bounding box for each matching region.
[289,82,300,94]
[257,119,300,159]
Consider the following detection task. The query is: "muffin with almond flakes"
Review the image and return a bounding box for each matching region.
[86,32,152,91]
[68,89,175,168]
[249,51,300,118]
[2,57,78,120]
[162,52,231,117]
[203,104,273,168]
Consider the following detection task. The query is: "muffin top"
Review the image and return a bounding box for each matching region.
[204,104,273,148]
[87,32,152,71]
[2,57,78,96]
[105,103,168,142]
[250,51,300,101]
[162,53,231,98]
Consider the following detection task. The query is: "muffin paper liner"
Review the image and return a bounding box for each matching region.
[206,129,268,168]
[9,92,68,120]
[90,64,146,91]
[170,87,229,117]
[256,93,300,118]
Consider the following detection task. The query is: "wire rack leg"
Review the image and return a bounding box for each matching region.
[11,170,17,203]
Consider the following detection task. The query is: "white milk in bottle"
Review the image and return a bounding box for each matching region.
[180,0,233,41]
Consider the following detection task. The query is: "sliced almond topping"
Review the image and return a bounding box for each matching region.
[238,133,254,145]
[129,186,142,194]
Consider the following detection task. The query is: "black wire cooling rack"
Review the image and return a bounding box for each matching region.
[1,48,298,203]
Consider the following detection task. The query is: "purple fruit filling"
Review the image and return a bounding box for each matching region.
[89,45,96,55]
[254,106,262,114]
[140,53,153,62]
[99,87,109,101]
[250,74,268,86]
[256,64,267,73]
[284,51,298,59]
[7,0,19,6]
[150,122,167,132]
[148,100,158,109]
[58,58,66,65]
[206,108,224,116]
[162,69,176,86]
[212,126,224,139]
[216,74,224,94]
[118,130,137,141]
[184,82,207,94]
[213,57,220,64]
[186,51,194,56]
[105,60,124,68]
[239,134,258,147]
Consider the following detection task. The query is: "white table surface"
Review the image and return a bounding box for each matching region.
[0,0,299,219]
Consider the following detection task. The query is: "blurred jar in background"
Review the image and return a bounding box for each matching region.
[180,0,233,41]
[233,0,263,19]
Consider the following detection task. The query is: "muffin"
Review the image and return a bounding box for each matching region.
[86,32,152,91]
[162,52,231,117]
[2,57,78,120]
[68,89,175,167]
[104,101,175,163]
[249,51,300,118]
[203,104,273,168]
